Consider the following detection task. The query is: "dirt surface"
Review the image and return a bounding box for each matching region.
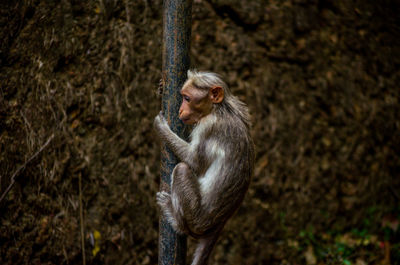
[1,0,399,264]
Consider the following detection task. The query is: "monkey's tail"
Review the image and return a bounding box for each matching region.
[190,230,221,265]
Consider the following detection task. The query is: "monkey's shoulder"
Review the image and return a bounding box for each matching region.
[203,125,252,153]
[217,119,250,140]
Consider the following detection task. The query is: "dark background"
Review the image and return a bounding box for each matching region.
[1,0,399,264]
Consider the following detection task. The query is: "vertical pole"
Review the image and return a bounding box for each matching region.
[159,0,192,265]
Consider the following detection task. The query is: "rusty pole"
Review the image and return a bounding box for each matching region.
[159,0,192,264]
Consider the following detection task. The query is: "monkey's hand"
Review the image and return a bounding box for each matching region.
[154,111,170,137]
[154,111,191,164]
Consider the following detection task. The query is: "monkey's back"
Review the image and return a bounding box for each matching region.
[194,111,254,230]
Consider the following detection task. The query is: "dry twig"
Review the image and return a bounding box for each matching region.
[79,172,86,265]
[0,134,55,203]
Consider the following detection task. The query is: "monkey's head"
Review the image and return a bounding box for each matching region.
[178,81,224,125]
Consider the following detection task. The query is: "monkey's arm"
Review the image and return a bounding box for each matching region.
[154,112,195,167]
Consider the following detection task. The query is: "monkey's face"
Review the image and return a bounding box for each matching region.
[179,82,225,125]
[179,85,212,125]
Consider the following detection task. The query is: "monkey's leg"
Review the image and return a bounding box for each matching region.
[170,163,223,265]
[156,162,201,234]
[170,162,202,234]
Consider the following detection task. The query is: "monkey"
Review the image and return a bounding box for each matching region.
[154,70,254,265]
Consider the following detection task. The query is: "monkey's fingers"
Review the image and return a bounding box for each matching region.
[154,112,165,129]
[156,191,171,208]
[157,111,168,124]
[158,78,164,96]
[156,191,170,200]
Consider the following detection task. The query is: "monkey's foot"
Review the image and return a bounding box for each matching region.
[156,191,171,208]
[157,191,179,230]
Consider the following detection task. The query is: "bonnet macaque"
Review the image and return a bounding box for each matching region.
[154,70,254,265]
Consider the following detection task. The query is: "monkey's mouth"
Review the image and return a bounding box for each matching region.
[181,118,194,125]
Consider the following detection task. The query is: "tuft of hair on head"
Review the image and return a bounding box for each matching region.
[187,70,231,95]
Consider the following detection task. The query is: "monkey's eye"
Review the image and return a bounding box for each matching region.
[183,95,191,102]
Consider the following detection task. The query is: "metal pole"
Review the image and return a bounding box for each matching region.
[159,0,192,264]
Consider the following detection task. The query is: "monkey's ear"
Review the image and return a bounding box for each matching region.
[209,86,224,103]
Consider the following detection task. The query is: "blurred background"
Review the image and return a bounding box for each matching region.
[1,0,399,264]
